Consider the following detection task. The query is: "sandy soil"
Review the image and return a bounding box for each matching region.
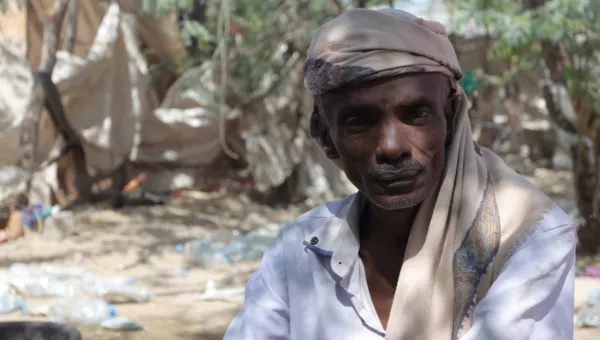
[0,168,598,339]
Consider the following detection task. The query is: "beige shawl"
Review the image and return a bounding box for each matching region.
[304,9,555,340]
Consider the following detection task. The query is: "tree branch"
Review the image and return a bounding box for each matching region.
[38,0,69,73]
[329,0,342,11]
[63,0,78,53]
[242,51,301,107]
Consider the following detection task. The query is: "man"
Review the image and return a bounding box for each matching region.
[224,8,575,340]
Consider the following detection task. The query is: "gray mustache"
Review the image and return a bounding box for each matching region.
[367,159,425,179]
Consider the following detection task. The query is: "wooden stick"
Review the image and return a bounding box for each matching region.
[63,0,79,53]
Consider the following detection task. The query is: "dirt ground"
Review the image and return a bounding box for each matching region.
[0,168,599,339]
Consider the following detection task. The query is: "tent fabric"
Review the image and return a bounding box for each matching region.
[0,2,223,203]
[0,0,355,205]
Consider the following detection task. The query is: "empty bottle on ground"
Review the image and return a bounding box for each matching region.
[47,298,117,326]
[0,284,22,314]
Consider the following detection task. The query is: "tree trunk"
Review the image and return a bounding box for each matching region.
[20,0,69,199]
[39,72,92,203]
[541,42,599,252]
[354,0,368,8]
[571,141,600,252]
[63,0,78,53]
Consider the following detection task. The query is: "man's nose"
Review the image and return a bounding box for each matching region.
[375,118,411,163]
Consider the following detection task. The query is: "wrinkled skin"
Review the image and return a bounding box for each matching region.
[317,73,454,211]
[315,72,455,329]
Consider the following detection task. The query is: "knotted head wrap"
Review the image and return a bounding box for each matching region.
[304,8,462,96]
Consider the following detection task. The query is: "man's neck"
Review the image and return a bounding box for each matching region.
[360,202,418,244]
[358,201,419,290]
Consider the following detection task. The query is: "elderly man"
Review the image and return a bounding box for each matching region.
[224,8,575,340]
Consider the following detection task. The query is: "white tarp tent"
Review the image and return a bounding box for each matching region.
[0,1,356,205]
[0,2,226,203]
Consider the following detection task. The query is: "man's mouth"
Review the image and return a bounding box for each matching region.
[374,169,422,181]
[371,169,424,189]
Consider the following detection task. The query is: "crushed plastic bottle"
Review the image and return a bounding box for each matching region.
[195,280,245,301]
[10,275,80,297]
[177,234,240,266]
[177,228,277,266]
[8,263,140,300]
[9,263,45,278]
[9,263,87,297]
[576,289,600,328]
[47,298,117,326]
[576,302,600,328]
[39,264,92,279]
[19,300,52,316]
[0,284,22,314]
[79,275,150,303]
[589,288,600,303]
[240,229,277,261]
[101,317,144,330]
[9,263,90,279]
[80,274,135,292]
[160,267,188,278]
[99,285,152,304]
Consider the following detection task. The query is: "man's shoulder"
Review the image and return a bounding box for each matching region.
[278,193,356,240]
[297,194,355,220]
[537,204,576,232]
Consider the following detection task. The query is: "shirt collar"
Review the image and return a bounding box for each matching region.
[303,193,365,279]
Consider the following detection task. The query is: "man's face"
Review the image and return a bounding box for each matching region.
[318,73,452,210]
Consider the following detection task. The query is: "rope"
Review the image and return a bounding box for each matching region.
[217,0,239,160]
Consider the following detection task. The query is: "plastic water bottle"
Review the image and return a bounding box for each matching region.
[39,264,92,279]
[589,289,600,303]
[79,275,149,303]
[10,276,79,297]
[177,229,277,265]
[0,284,21,314]
[9,263,91,279]
[242,229,276,259]
[177,233,245,266]
[80,274,135,292]
[160,267,188,278]
[18,300,52,316]
[196,280,245,301]
[97,285,152,304]
[48,298,117,325]
[101,317,144,330]
[9,263,45,278]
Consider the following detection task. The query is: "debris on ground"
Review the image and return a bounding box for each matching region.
[176,220,294,267]
[194,280,245,302]
[577,289,600,328]
[1,263,149,331]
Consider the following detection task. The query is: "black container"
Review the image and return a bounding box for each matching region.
[0,321,81,340]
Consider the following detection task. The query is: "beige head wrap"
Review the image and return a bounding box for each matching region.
[304,8,555,340]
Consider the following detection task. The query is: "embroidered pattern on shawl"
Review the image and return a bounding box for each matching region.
[452,172,501,339]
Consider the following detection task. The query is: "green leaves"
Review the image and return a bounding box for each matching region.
[140,0,411,99]
[180,20,213,48]
[141,0,195,16]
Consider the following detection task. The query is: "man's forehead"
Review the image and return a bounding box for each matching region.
[319,73,447,106]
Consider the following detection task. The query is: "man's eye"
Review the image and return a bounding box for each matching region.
[345,116,365,126]
[417,108,431,118]
[408,107,431,123]
[341,116,370,133]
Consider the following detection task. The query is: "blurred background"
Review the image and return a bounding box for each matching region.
[0,0,599,339]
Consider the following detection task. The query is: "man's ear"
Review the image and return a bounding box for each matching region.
[321,130,340,159]
[310,102,340,159]
[444,93,459,145]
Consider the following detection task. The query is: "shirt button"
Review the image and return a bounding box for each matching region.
[310,236,319,245]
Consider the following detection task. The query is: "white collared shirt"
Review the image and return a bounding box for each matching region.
[224,194,575,340]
